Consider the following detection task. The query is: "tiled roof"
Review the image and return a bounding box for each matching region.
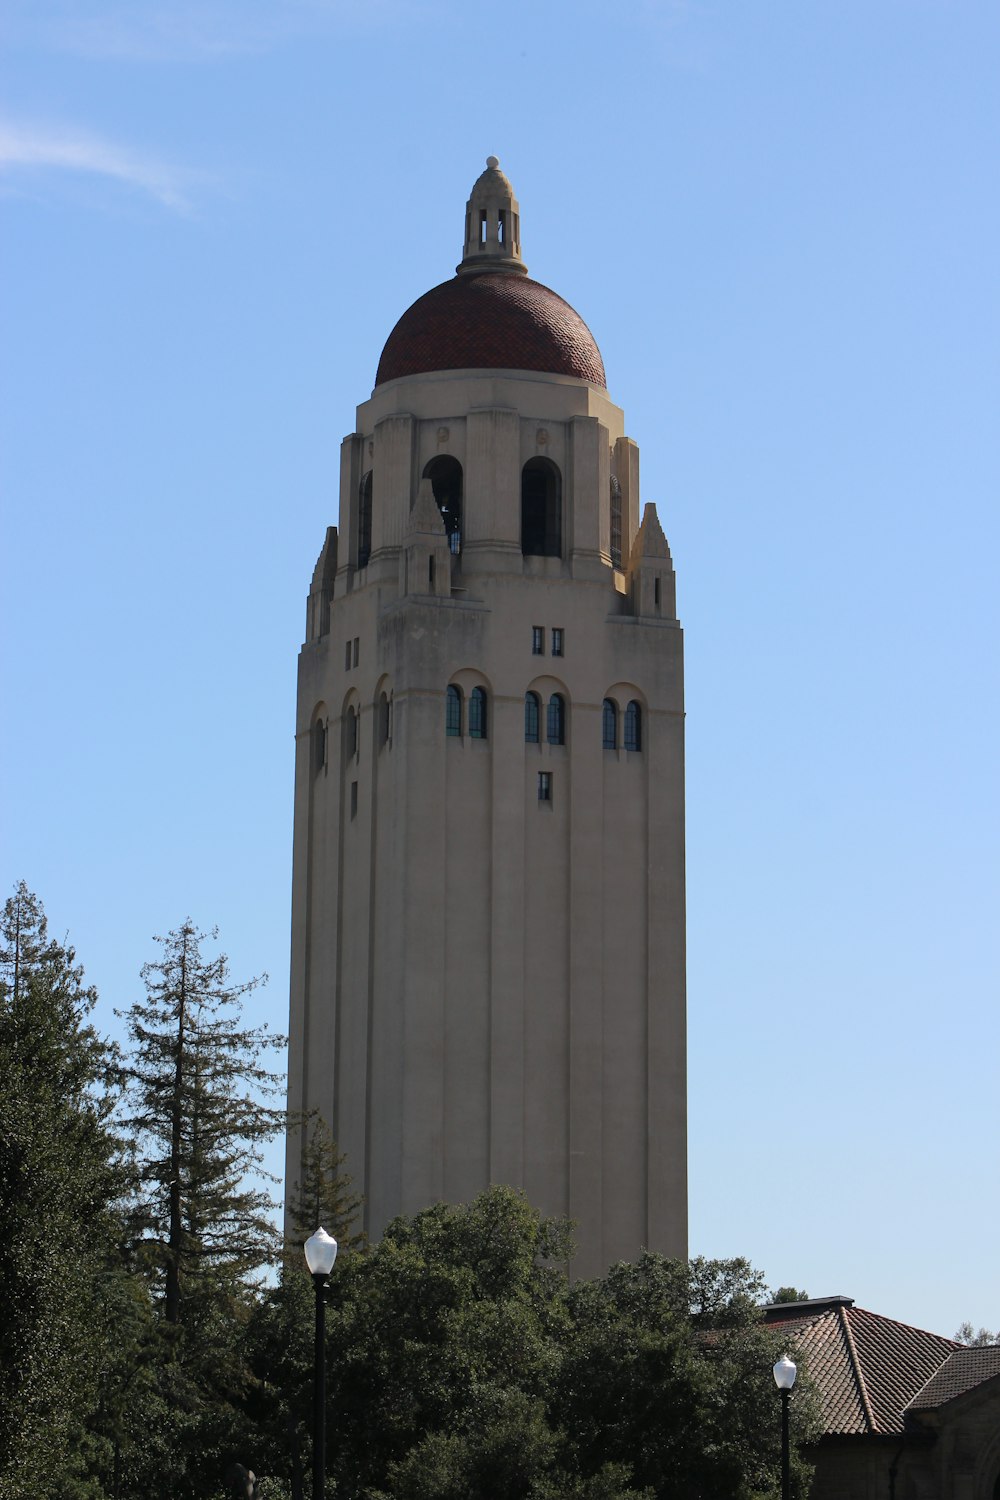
[375,272,607,389]
[763,1298,959,1436]
[908,1346,1000,1410]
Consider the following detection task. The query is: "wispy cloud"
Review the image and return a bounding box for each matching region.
[0,120,193,211]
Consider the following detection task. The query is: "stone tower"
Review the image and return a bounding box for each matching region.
[285,158,687,1276]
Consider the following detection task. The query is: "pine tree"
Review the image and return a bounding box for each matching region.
[0,882,127,1498]
[286,1111,364,1255]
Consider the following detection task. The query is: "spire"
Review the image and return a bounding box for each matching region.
[457,156,528,277]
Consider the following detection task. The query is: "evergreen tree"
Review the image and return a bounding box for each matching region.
[286,1111,364,1255]
[0,883,127,1498]
[119,920,285,1321]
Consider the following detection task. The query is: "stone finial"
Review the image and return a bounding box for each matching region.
[628,502,672,568]
[457,156,529,277]
[408,478,447,537]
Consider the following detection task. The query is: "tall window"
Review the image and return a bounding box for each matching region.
[610,475,623,570]
[423,455,463,554]
[358,471,373,568]
[378,692,391,749]
[524,692,540,743]
[521,458,561,557]
[624,700,642,752]
[346,706,358,759]
[602,699,617,750]
[468,686,487,740]
[312,718,327,775]
[551,628,564,657]
[532,626,545,655]
[446,685,462,738]
[547,693,566,746]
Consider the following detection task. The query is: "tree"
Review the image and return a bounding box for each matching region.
[285,1111,364,1255]
[954,1321,998,1346]
[119,920,285,1323]
[770,1287,810,1304]
[0,883,127,1498]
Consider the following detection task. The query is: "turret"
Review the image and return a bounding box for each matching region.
[457,156,528,276]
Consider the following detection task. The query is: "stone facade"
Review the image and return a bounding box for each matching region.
[284,160,687,1278]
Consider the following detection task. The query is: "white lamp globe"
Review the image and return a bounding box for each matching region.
[773,1354,797,1391]
[304,1226,339,1276]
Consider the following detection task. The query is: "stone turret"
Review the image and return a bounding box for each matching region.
[457,156,527,276]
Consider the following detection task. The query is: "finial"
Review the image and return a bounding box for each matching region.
[457,157,528,277]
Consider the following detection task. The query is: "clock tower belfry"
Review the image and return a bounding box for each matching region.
[285,158,687,1276]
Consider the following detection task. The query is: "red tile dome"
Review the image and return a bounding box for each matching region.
[375,271,606,389]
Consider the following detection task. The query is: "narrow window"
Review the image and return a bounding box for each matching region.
[654,576,661,607]
[531,626,545,656]
[521,458,562,557]
[345,640,352,671]
[313,718,327,775]
[547,693,566,746]
[610,476,623,570]
[358,470,373,569]
[350,780,358,819]
[446,685,462,738]
[480,209,487,244]
[551,628,564,657]
[428,555,435,589]
[624,700,642,752]
[346,706,358,759]
[524,692,540,744]
[353,637,360,668]
[378,693,390,749]
[423,455,463,554]
[602,699,617,751]
[538,772,552,803]
[498,212,506,244]
[468,686,487,740]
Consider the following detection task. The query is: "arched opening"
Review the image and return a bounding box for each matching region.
[521,458,561,557]
[624,700,642,753]
[378,692,391,749]
[547,693,566,746]
[524,692,540,744]
[345,705,358,760]
[358,471,373,568]
[602,699,617,751]
[312,718,327,775]
[610,475,623,570]
[423,455,463,555]
[446,684,462,738]
[468,686,487,740]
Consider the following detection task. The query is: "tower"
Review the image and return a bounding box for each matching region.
[286,158,686,1276]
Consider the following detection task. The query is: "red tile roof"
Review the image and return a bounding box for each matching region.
[763,1298,959,1436]
[908,1346,1000,1410]
[375,272,607,389]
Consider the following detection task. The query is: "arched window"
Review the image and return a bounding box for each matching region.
[358,471,373,569]
[446,685,462,738]
[602,699,617,751]
[378,692,391,749]
[521,458,562,557]
[312,718,327,775]
[423,455,463,555]
[610,475,623,570]
[547,693,566,746]
[524,691,540,744]
[346,705,358,759]
[468,686,487,740]
[624,700,642,752]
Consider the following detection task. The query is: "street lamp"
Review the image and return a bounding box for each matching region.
[304,1228,338,1500]
[773,1354,797,1500]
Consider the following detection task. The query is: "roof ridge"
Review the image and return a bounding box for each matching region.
[840,1305,878,1433]
[850,1305,961,1347]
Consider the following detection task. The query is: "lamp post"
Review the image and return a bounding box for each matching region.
[304,1227,338,1500]
[773,1353,797,1500]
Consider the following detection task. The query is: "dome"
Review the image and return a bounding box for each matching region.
[375,271,607,389]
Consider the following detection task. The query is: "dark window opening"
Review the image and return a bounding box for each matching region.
[524,692,540,744]
[446,685,462,738]
[654,576,661,607]
[428,555,435,589]
[346,706,358,760]
[313,718,327,775]
[358,470,373,568]
[423,455,463,554]
[602,699,617,751]
[551,628,564,657]
[610,475,623,570]
[521,458,562,557]
[378,693,390,749]
[350,780,358,818]
[538,772,552,803]
[547,693,566,746]
[353,637,359,668]
[345,640,352,671]
[469,686,487,740]
[624,700,642,753]
[532,626,544,655]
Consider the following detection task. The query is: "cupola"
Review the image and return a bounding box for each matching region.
[457,156,527,276]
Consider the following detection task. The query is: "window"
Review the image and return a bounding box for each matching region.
[468,686,487,740]
[551,628,564,657]
[602,699,617,751]
[624,700,642,752]
[378,692,391,749]
[446,685,462,738]
[346,706,358,759]
[521,458,562,557]
[524,692,540,743]
[610,475,623,570]
[313,718,327,775]
[350,780,358,818]
[423,455,463,554]
[345,640,352,671]
[353,637,359,668]
[532,626,545,656]
[358,471,373,568]
[654,576,661,607]
[537,772,552,802]
[547,693,566,746]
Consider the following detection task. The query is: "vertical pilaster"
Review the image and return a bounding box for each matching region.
[465,408,520,551]
[373,413,416,555]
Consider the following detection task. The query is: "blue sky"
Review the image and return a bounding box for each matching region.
[3,0,998,1338]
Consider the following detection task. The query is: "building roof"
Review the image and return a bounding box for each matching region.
[762,1296,959,1436]
[907,1345,1000,1410]
[374,271,607,390]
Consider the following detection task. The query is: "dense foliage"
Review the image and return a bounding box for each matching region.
[0,885,819,1500]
